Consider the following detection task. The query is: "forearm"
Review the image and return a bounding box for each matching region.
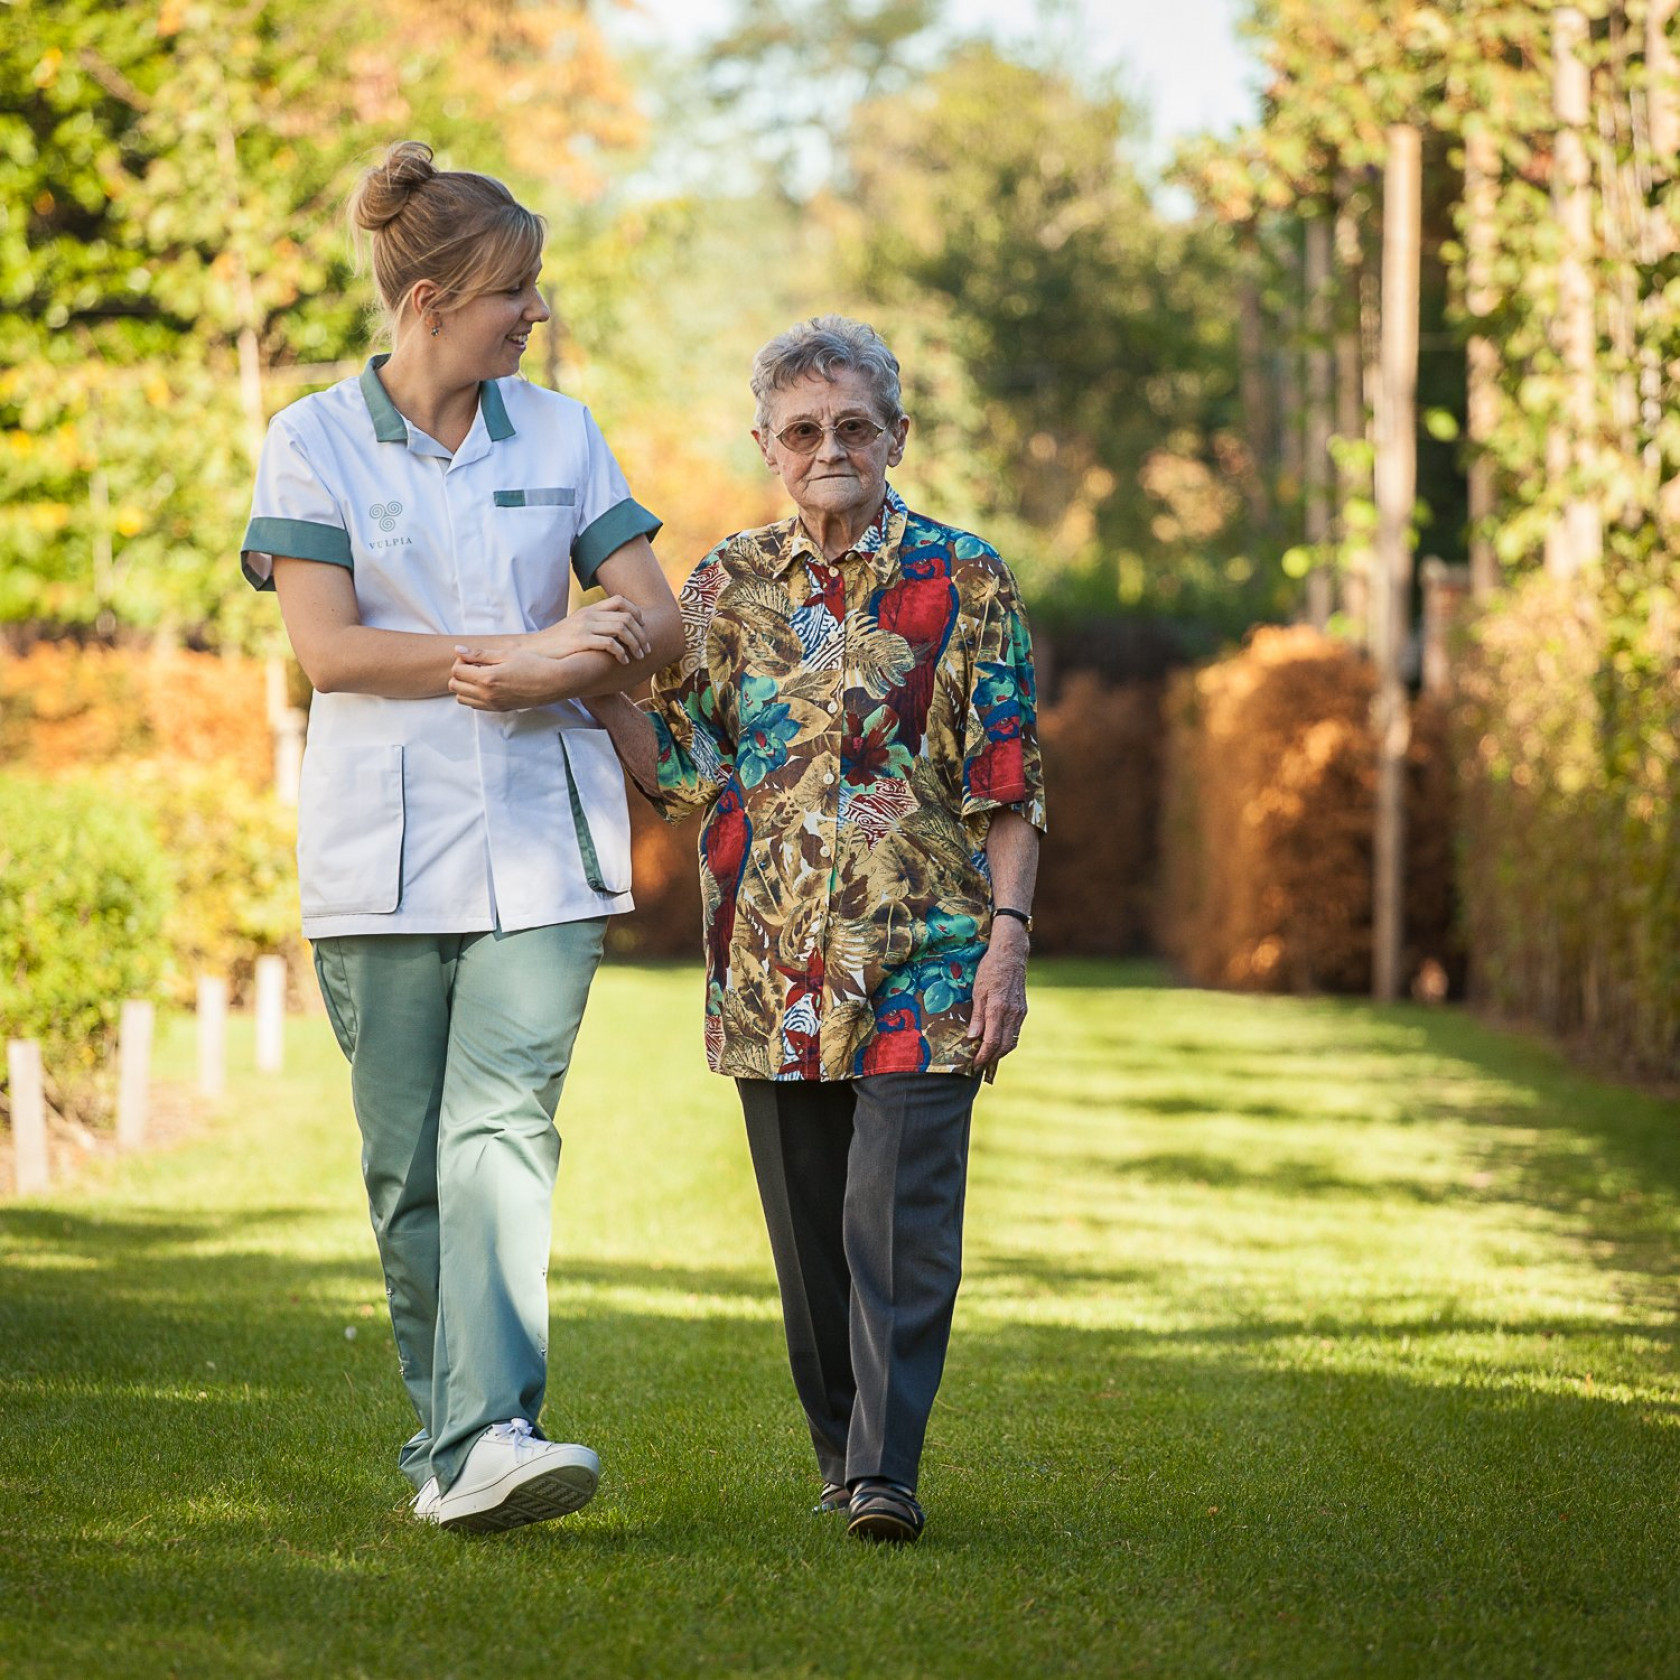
[586,692,662,797]
[986,808,1041,914]
[540,618,682,705]
[304,624,530,699]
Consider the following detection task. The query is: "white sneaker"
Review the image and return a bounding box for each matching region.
[412,1477,441,1522]
[433,1418,599,1534]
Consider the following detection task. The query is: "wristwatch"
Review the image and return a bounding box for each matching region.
[993,906,1033,932]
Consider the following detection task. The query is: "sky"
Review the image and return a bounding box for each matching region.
[603,0,1266,174]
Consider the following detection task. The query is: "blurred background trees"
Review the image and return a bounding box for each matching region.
[2,0,1676,1092]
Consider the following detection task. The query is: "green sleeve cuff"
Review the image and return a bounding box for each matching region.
[572,498,663,587]
[242,517,354,592]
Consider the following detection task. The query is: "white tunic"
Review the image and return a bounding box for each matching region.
[242,358,661,940]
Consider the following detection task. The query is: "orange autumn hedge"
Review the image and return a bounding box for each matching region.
[1158,626,1457,995]
[0,642,272,786]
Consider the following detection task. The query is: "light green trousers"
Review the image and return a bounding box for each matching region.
[312,921,605,1494]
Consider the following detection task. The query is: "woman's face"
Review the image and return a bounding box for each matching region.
[428,274,550,380]
[755,369,908,531]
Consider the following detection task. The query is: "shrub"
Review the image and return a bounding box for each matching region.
[1454,574,1679,1078]
[1159,625,1457,994]
[0,775,172,1117]
[1034,674,1161,955]
[102,765,303,1007]
[0,643,271,786]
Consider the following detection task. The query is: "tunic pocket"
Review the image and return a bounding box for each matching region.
[297,744,405,917]
[557,727,632,895]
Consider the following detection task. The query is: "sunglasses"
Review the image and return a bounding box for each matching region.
[772,416,889,454]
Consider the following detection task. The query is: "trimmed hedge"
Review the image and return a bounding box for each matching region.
[1033,674,1160,955]
[1158,626,1457,994]
[0,775,172,1110]
[1454,574,1680,1079]
[0,643,271,785]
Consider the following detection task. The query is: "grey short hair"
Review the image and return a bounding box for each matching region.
[750,315,904,431]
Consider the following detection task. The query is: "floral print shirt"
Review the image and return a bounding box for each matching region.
[642,485,1047,1082]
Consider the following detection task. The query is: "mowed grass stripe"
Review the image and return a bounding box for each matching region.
[1,960,1676,1679]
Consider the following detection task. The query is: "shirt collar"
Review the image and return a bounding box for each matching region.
[358,354,517,447]
[771,483,909,580]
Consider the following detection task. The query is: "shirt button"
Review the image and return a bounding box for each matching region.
[820,845,831,858]
[826,700,838,715]
[823,771,835,785]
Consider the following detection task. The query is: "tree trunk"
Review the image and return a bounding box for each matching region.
[1334,171,1373,639]
[1372,125,1421,1004]
[1277,230,1305,514]
[1547,6,1602,579]
[1304,211,1335,628]
[1237,227,1273,529]
[1463,126,1501,597]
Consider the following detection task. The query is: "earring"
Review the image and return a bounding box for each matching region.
[430,320,442,337]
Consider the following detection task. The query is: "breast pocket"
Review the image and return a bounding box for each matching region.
[494,491,581,620]
[557,727,631,895]
[297,744,405,917]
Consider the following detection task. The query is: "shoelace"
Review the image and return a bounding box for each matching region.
[485,1417,543,1460]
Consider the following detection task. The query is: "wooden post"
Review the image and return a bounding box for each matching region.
[1649,0,1680,541]
[1651,0,1679,166]
[1304,211,1336,628]
[1277,230,1305,508]
[198,975,228,1099]
[1547,7,1602,579]
[1463,125,1501,598]
[1372,124,1422,1004]
[8,1039,49,1196]
[255,955,286,1076]
[116,1000,154,1151]
[1334,171,1373,640]
[1237,226,1273,529]
[273,708,304,806]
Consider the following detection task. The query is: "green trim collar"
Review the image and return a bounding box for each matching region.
[479,378,515,441]
[359,356,408,442]
[358,355,518,444]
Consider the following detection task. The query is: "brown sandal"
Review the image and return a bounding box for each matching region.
[846,1480,925,1544]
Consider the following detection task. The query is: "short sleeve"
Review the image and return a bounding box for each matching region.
[961,565,1047,833]
[641,546,735,822]
[240,419,352,592]
[572,408,663,588]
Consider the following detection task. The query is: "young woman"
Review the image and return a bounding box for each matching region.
[241,141,682,1533]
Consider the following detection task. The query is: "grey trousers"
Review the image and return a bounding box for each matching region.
[738,1072,980,1492]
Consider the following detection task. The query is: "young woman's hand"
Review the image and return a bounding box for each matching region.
[531,597,652,665]
[448,646,577,710]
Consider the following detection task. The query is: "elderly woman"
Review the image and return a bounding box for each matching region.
[589,315,1045,1544]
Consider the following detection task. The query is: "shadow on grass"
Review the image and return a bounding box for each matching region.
[3,1188,1680,1676]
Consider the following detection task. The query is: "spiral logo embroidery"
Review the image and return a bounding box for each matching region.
[369,501,403,532]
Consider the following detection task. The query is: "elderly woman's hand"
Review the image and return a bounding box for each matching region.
[967,917,1030,1070]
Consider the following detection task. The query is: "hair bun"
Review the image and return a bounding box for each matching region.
[350,141,436,232]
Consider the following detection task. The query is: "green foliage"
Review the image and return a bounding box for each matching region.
[103,764,303,1007]
[0,0,641,646]
[0,774,171,1101]
[1455,572,1680,1078]
[841,46,1273,630]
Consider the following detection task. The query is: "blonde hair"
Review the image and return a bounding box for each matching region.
[348,141,546,335]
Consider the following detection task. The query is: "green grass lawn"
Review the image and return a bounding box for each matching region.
[2,959,1678,1679]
